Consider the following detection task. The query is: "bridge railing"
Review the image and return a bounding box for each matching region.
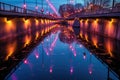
[0,2,42,16]
[68,5,120,18]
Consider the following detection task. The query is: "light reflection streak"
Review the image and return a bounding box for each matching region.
[79,44,82,48]
[23,18,31,31]
[5,41,17,60]
[46,0,59,16]
[35,31,39,40]
[5,18,16,33]
[11,73,17,80]
[69,45,77,57]
[105,39,113,57]
[49,66,53,73]
[105,19,115,37]
[43,48,49,56]
[85,33,89,42]
[88,64,93,75]
[49,35,58,53]
[83,52,86,60]
[35,19,39,26]
[91,35,98,48]
[24,35,32,47]
[70,67,73,74]
[24,59,33,71]
[24,59,28,64]
[34,49,39,59]
[92,19,99,33]
[85,19,88,30]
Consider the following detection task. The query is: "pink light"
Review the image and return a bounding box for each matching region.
[41,8,44,13]
[70,67,73,74]
[69,45,77,57]
[46,38,49,41]
[90,53,92,55]
[80,44,82,48]
[89,70,92,74]
[83,55,86,59]
[74,53,76,57]
[46,0,59,16]
[89,64,93,75]
[83,53,86,60]
[49,35,58,52]
[35,54,39,59]
[70,45,72,48]
[24,59,28,64]
[23,4,26,9]
[49,67,53,73]
[46,11,49,14]
[72,48,74,51]
[34,50,39,59]
[11,74,17,80]
[44,48,49,56]
[35,6,38,10]
[49,48,52,51]
[46,52,49,55]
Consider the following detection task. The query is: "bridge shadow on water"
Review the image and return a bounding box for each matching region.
[0,23,120,80]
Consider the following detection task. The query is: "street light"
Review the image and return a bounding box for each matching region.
[41,0,44,14]
[35,0,38,11]
[23,0,26,9]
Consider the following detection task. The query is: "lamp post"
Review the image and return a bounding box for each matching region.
[35,0,38,11]
[41,0,44,14]
[23,0,27,13]
[112,0,115,9]
[23,0,26,9]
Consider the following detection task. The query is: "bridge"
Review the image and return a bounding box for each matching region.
[1,1,120,20]
[0,2,55,19]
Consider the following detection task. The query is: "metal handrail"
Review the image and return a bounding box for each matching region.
[68,6,120,18]
[0,2,41,15]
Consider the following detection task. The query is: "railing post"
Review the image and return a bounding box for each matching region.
[10,5,11,11]
[0,2,1,10]
[3,3,5,11]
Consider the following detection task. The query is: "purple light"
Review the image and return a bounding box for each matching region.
[11,74,17,80]
[89,64,93,75]
[23,4,26,9]
[35,6,38,10]
[41,8,44,13]
[83,53,86,60]
[74,53,76,57]
[35,54,39,59]
[24,59,28,64]
[69,45,77,57]
[49,67,53,73]
[70,67,73,74]
[79,44,82,48]
[49,48,52,51]
[46,0,59,16]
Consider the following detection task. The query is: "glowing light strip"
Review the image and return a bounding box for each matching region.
[46,0,59,16]
[49,35,58,52]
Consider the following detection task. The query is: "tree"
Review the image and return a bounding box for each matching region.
[58,4,74,17]
[102,0,111,8]
[90,0,111,8]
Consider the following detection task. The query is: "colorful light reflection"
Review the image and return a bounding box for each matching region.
[5,42,16,60]
[70,67,73,74]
